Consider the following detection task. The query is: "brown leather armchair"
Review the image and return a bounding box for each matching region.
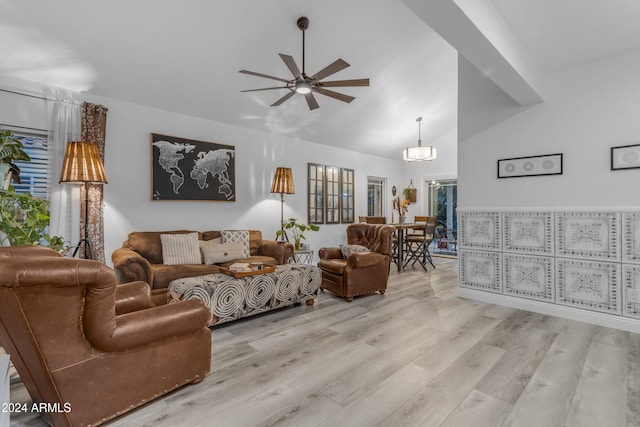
[318,224,395,302]
[0,247,211,427]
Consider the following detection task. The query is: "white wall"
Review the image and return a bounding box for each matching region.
[1,76,409,266]
[457,49,640,332]
[459,50,640,209]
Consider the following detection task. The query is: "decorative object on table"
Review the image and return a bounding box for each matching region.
[404,179,417,203]
[0,129,30,190]
[276,218,320,250]
[497,153,563,178]
[239,16,369,111]
[271,167,295,242]
[392,195,409,224]
[611,143,640,170]
[59,141,107,259]
[219,264,276,278]
[151,133,235,201]
[403,117,437,162]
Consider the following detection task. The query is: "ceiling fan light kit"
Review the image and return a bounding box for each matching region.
[403,117,437,162]
[239,16,369,110]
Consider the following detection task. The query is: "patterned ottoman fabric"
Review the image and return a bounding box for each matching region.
[169,264,321,325]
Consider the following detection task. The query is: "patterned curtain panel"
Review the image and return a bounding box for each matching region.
[80,102,108,262]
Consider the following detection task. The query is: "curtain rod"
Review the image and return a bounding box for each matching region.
[0,87,81,105]
[0,123,48,133]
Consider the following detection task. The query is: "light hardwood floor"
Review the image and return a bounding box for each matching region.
[9,258,640,426]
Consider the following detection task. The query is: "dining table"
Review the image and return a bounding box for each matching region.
[389,222,425,272]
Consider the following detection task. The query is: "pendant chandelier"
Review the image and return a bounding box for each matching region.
[403,117,437,162]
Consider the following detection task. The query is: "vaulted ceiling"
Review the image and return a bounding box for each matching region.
[1,0,639,160]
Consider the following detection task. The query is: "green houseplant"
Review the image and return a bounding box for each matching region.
[276,218,320,250]
[0,130,30,189]
[0,186,67,253]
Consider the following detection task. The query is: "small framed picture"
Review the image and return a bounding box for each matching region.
[611,143,640,170]
[497,153,563,178]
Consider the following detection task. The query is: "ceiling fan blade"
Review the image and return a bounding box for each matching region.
[304,93,319,110]
[279,54,302,79]
[317,78,370,87]
[310,58,350,81]
[241,86,289,92]
[239,70,290,83]
[271,91,296,107]
[314,87,355,103]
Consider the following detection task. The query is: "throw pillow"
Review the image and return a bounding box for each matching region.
[340,244,370,259]
[221,230,250,258]
[199,240,246,264]
[160,232,201,265]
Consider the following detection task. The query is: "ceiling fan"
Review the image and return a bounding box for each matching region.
[239,16,369,111]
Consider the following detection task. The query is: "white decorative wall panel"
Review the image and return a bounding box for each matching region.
[556,258,620,315]
[623,213,640,263]
[503,212,553,255]
[459,209,638,329]
[460,250,501,293]
[503,254,554,302]
[459,211,501,251]
[556,212,619,261]
[623,264,640,319]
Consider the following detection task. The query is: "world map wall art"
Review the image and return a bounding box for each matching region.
[151,133,236,201]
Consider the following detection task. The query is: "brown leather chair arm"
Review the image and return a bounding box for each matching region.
[93,300,210,352]
[115,281,155,315]
[319,247,343,260]
[112,247,153,285]
[259,240,294,264]
[347,252,387,268]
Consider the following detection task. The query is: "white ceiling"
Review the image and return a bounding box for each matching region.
[1,0,639,160]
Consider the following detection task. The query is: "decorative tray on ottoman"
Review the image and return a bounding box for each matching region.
[219,265,276,278]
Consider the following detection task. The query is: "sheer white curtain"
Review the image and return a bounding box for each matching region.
[47,100,81,250]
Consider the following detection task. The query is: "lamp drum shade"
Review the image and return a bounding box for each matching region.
[270,167,294,194]
[59,141,107,184]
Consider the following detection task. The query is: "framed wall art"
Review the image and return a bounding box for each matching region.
[151,133,235,201]
[497,153,563,178]
[611,143,640,170]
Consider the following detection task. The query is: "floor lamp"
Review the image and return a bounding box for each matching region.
[270,167,295,243]
[59,141,108,259]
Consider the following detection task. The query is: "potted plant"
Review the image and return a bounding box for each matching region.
[0,130,30,190]
[276,218,320,250]
[0,186,67,253]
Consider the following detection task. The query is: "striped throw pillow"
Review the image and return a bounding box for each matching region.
[160,232,202,265]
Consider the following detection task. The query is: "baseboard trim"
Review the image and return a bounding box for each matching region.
[457,287,640,334]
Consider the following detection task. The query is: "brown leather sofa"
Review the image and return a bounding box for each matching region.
[0,246,211,427]
[318,223,395,302]
[112,230,293,300]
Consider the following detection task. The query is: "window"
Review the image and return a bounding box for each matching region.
[6,130,50,199]
[427,179,457,231]
[307,163,354,224]
[367,176,385,216]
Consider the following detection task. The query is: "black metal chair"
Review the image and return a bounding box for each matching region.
[403,216,436,270]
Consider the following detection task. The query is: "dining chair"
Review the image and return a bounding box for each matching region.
[365,216,386,224]
[403,216,437,270]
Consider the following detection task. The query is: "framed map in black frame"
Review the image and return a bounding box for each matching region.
[497,153,563,179]
[151,133,235,201]
[611,143,640,170]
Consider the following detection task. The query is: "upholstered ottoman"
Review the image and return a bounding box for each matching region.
[168,264,321,325]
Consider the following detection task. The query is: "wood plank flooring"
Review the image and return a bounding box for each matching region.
[8,258,640,426]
